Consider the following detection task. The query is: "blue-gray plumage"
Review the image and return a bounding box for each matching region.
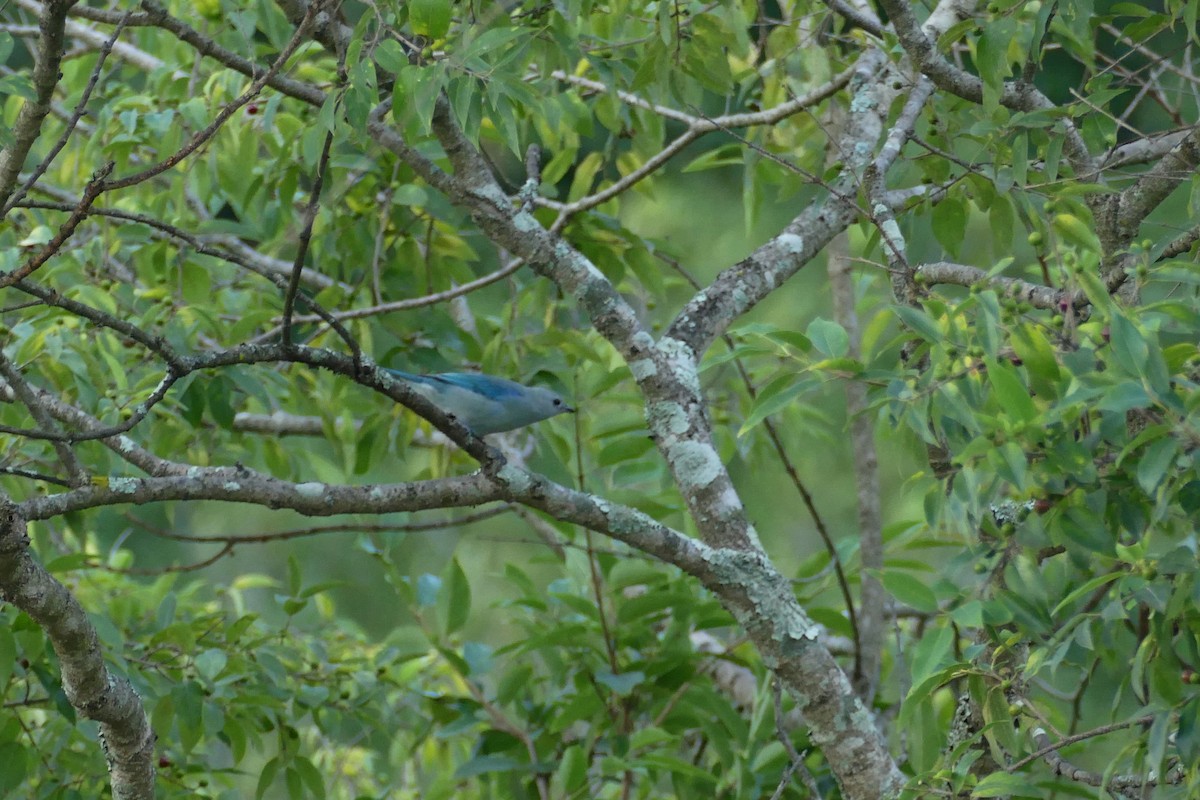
[384,368,574,435]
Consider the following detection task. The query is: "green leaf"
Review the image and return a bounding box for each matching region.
[972,772,1039,797]
[1051,572,1121,617]
[553,745,589,795]
[1010,323,1061,399]
[738,376,818,436]
[194,649,227,681]
[1052,212,1101,253]
[0,624,14,692]
[454,754,525,778]
[374,39,408,73]
[931,194,968,256]
[1097,381,1150,412]
[462,641,492,674]
[254,753,279,796]
[984,358,1037,422]
[1178,698,1200,765]
[1136,436,1177,494]
[806,317,849,358]
[682,143,743,173]
[18,225,53,246]
[976,19,1017,99]
[1108,313,1149,377]
[894,305,944,343]
[989,196,1015,256]
[393,184,428,205]
[638,753,719,783]
[409,0,452,38]
[908,625,958,686]
[596,434,656,467]
[206,375,236,429]
[1147,712,1170,782]
[0,744,27,796]
[901,663,972,729]
[991,441,1028,488]
[443,558,471,636]
[881,571,939,613]
[292,756,326,800]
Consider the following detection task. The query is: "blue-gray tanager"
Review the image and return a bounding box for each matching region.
[384,369,574,435]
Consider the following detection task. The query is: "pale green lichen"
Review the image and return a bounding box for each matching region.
[475,183,510,208]
[730,283,750,311]
[511,210,541,232]
[223,482,241,492]
[776,232,804,254]
[880,217,904,244]
[656,337,701,396]
[850,92,876,113]
[666,441,721,489]
[497,464,532,493]
[705,548,821,644]
[630,359,656,380]
[109,477,138,494]
[646,401,689,436]
[295,482,326,498]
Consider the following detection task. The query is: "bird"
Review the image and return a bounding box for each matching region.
[383,368,575,435]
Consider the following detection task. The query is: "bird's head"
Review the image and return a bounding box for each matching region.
[527,385,575,421]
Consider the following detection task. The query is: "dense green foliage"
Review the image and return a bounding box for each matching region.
[1,0,1199,798]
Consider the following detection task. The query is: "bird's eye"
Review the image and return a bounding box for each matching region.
[553,398,562,406]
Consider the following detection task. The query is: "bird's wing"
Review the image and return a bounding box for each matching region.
[429,373,525,399]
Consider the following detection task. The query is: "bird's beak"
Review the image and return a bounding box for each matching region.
[564,405,576,414]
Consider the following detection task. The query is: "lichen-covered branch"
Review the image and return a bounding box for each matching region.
[917,260,1077,311]
[874,0,1093,172]
[0,498,157,800]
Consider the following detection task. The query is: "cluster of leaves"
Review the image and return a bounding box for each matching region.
[5,527,845,799]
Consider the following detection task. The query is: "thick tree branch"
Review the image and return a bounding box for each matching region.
[874,0,1093,172]
[827,236,884,704]
[1093,125,1200,254]
[366,68,906,800]
[664,48,890,357]
[0,498,156,800]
